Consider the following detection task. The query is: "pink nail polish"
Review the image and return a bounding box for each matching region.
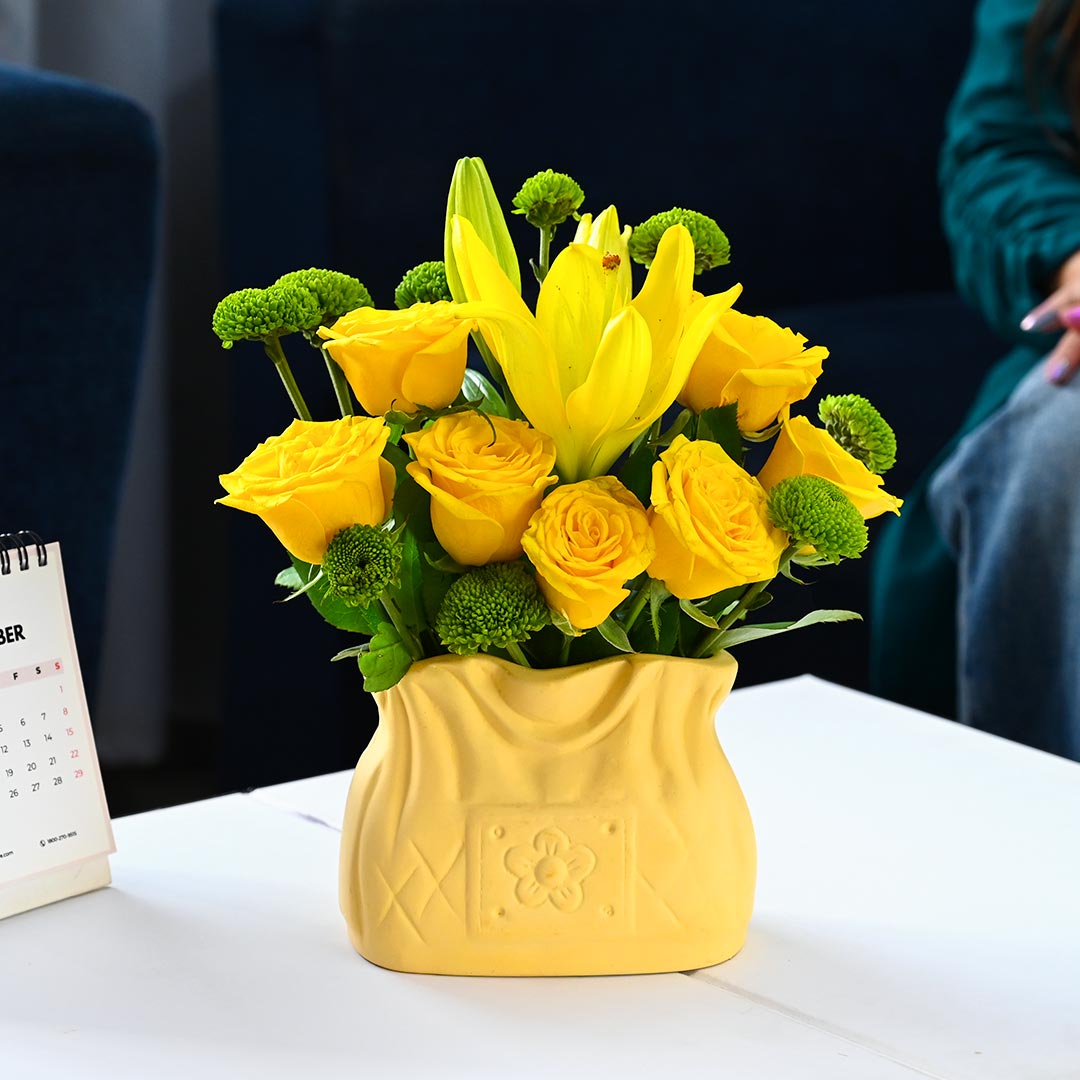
[1047,358,1070,383]
[1063,305,1080,328]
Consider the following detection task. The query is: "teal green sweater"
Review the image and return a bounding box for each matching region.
[870,0,1080,716]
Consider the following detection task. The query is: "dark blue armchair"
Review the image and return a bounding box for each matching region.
[0,65,158,707]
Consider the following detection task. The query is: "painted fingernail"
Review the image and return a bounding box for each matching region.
[1047,358,1070,383]
[1062,305,1080,328]
[1021,310,1063,332]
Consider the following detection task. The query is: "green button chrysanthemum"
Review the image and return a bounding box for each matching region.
[511,169,585,229]
[275,269,373,324]
[767,475,868,561]
[321,525,401,607]
[435,562,550,655]
[818,394,897,475]
[628,208,731,274]
[394,261,453,309]
[212,283,321,347]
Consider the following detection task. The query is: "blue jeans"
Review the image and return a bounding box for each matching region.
[928,360,1080,759]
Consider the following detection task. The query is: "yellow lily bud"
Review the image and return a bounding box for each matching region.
[574,205,632,307]
[444,156,521,301]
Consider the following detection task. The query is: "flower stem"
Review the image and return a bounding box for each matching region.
[380,595,423,661]
[692,544,798,658]
[263,336,313,421]
[320,344,354,417]
[621,583,651,635]
[505,641,532,668]
[558,634,572,666]
[537,226,553,281]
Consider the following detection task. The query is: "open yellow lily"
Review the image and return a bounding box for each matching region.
[451,214,742,480]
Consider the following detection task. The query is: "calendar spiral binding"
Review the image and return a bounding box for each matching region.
[0,532,48,576]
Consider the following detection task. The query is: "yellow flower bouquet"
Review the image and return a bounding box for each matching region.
[214,158,901,976]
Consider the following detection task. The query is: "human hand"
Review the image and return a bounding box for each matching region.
[1020,250,1080,384]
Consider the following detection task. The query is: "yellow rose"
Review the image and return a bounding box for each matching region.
[318,301,472,416]
[648,436,787,600]
[679,308,828,432]
[756,415,902,519]
[217,416,395,564]
[405,412,557,565]
[521,477,654,629]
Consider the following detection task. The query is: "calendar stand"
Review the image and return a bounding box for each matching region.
[0,854,111,920]
[0,534,115,919]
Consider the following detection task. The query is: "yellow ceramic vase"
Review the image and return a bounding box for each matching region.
[339,651,755,976]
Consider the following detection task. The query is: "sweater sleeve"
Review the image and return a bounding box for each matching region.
[941,0,1080,343]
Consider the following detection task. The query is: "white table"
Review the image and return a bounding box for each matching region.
[3,677,1078,1078]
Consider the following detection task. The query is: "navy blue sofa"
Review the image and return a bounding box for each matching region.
[0,66,158,708]
[214,0,1003,786]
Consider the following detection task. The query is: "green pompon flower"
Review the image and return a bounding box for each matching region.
[435,562,550,656]
[767,476,869,561]
[628,208,731,274]
[276,269,373,324]
[818,394,897,475]
[212,284,321,348]
[394,261,453,309]
[321,525,401,607]
[511,169,585,229]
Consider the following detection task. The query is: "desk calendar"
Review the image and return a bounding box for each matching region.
[0,534,114,919]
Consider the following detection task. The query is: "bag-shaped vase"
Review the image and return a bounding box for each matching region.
[339,651,755,976]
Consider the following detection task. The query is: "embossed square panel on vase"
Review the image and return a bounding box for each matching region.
[339,651,756,976]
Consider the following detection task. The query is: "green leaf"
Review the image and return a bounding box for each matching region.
[426,551,468,575]
[618,433,656,505]
[697,403,743,464]
[419,544,455,626]
[596,616,633,653]
[649,580,670,639]
[550,607,583,638]
[382,440,411,480]
[383,408,416,429]
[780,560,811,585]
[359,621,413,692]
[390,530,425,629]
[275,566,303,590]
[390,469,436,543]
[655,408,694,447]
[678,598,722,630]
[745,589,774,613]
[288,557,381,634]
[461,369,509,417]
[331,644,369,662]
[701,585,744,618]
[703,609,862,653]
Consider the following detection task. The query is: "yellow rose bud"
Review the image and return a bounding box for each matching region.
[756,415,902,519]
[217,416,395,565]
[405,412,557,566]
[521,476,654,630]
[648,436,787,600]
[317,301,472,416]
[679,308,828,432]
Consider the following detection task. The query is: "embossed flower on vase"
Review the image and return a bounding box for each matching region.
[504,828,597,912]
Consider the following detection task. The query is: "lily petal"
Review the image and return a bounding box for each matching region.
[455,300,567,445]
[630,224,696,367]
[535,242,625,400]
[564,306,653,478]
[451,214,532,321]
[646,283,743,421]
